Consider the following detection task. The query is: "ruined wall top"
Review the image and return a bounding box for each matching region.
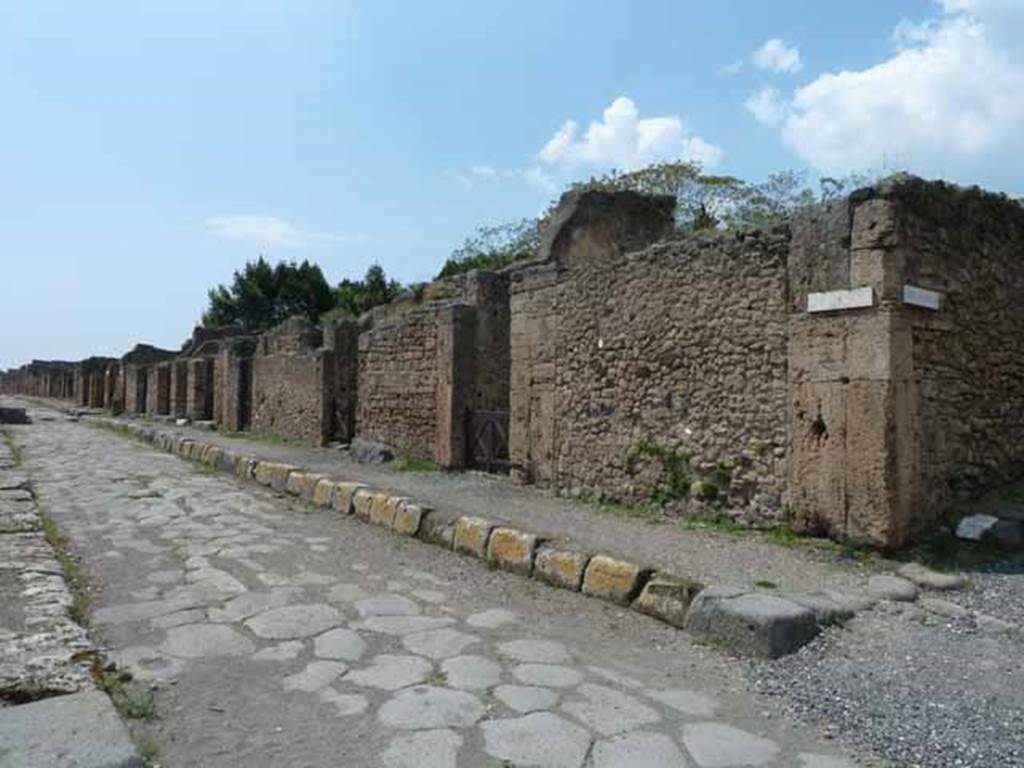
[180,324,246,357]
[257,316,323,356]
[120,344,177,365]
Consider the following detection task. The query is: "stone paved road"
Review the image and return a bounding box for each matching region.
[7,408,877,768]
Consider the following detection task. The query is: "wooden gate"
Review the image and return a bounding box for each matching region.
[465,410,510,474]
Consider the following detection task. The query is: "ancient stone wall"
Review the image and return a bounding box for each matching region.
[510,190,789,520]
[251,318,333,446]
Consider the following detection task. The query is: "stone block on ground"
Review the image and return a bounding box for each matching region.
[867,574,919,602]
[332,482,366,515]
[214,448,238,475]
[349,438,395,464]
[486,527,540,576]
[235,455,258,479]
[896,563,967,591]
[533,547,591,591]
[0,689,143,767]
[631,573,705,627]
[369,494,406,528]
[955,514,999,541]
[453,516,495,558]
[253,461,297,492]
[582,555,649,605]
[392,503,427,536]
[0,407,30,424]
[781,590,856,626]
[417,509,459,549]
[686,587,820,658]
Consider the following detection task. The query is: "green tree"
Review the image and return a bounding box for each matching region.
[435,218,541,279]
[202,256,336,332]
[333,264,404,318]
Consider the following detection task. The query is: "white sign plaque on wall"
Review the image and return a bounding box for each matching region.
[807,287,874,313]
[902,284,941,310]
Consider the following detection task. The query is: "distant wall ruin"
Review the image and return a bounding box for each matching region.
[4,175,1023,547]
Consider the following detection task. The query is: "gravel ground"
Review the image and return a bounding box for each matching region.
[750,607,1024,768]
[955,561,1024,627]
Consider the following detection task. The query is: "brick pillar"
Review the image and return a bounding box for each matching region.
[435,305,476,469]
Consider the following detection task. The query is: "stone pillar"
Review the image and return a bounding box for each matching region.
[170,360,188,418]
[435,305,476,469]
[187,358,214,421]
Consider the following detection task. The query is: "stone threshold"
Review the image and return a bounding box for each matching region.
[82,413,871,659]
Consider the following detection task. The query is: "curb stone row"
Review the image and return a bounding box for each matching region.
[77,412,1007,657]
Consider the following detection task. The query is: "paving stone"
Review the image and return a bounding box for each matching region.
[282,660,349,691]
[453,515,495,558]
[332,481,367,515]
[253,641,305,661]
[867,575,919,602]
[486,526,540,576]
[314,628,368,661]
[534,547,591,591]
[327,582,369,603]
[466,608,517,629]
[355,615,456,636]
[681,722,779,767]
[160,623,255,659]
[382,502,421,537]
[587,666,643,689]
[591,731,689,768]
[976,613,1018,635]
[919,596,971,619]
[494,684,559,713]
[896,563,967,591]
[207,588,303,623]
[497,639,572,664]
[355,593,422,618]
[401,628,480,659]
[347,654,433,690]
[0,689,142,768]
[632,573,704,627]
[512,664,584,687]
[318,689,369,716]
[440,654,502,690]
[378,685,486,729]
[411,588,448,604]
[481,711,592,768]
[381,728,462,768]
[582,555,648,605]
[645,688,718,717]
[244,604,343,639]
[561,682,661,735]
[798,754,860,768]
[685,587,820,659]
[151,609,207,629]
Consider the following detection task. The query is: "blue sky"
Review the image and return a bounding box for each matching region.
[2,0,1021,367]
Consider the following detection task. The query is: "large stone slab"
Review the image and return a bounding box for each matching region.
[0,689,142,767]
[685,587,819,658]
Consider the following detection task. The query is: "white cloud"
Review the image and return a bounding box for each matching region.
[752,38,802,74]
[720,59,744,76]
[204,215,358,248]
[747,1,1024,186]
[535,96,724,175]
[744,87,786,127]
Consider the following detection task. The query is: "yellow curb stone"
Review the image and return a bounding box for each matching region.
[534,547,590,591]
[332,482,366,515]
[417,510,458,548]
[370,494,405,528]
[235,455,258,479]
[582,555,647,605]
[453,516,495,558]
[285,471,326,500]
[632,574,705,628]
[352,488,376,521]
[312,479,336,508]
[486,527,539,576]
[392,503,427,536]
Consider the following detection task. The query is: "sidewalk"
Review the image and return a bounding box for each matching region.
[109,412,886,596]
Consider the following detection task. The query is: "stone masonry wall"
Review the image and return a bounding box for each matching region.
[510,197,789,520]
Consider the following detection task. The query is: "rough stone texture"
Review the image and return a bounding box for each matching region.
[284,470,326,500]
[510,188,786,525]
[632,573,705,628]
[250,317,336,447]
[533,547,590,591]
[392,502,426,536]
[352,488,377,521]
[453,515,494,558]
[311,478,336,508]
[686,587,820,659]
[332,481,367,515]
[582,554,648,605]
[252,461,296,492]
[486,526,539,575]
[896,562,966,591]
[417,509,459,549]
[867,575,919,602]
